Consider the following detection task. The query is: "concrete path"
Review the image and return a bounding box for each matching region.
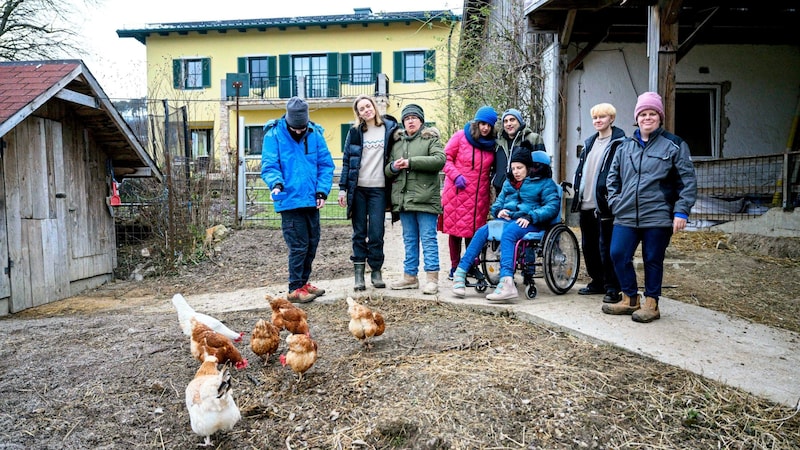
[182,223,800,409]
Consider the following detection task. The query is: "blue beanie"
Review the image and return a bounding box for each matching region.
[502,108,525,128]
[474,106,498,125]
[531,150,551,166]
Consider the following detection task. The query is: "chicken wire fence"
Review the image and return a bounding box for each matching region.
[114,102,214,268]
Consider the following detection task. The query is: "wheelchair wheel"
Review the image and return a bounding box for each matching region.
[525,283,537,299]
[480,241,502,286]
[543,224,580,294]
[475,278,488,293]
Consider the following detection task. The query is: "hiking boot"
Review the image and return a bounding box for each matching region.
[303,283,325,297]
[602,292,640,315]
[452,267,467,297]
[391,273,418,290]
[288,286,316,303]
[603,291,622,303]
[354,263,366,291]
[371,269,386,288]
[632,296,661,323]
[422,271,439,295]
[486,276,518,303]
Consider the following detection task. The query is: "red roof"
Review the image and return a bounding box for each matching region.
[0,61,80,123]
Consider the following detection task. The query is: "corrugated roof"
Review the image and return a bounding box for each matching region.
[118,10,460,44]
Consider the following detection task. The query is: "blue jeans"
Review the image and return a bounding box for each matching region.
[458,219,537,278]
[610,225,672,300]
[280,208,321,291]
[399,211,439,275]
[350,187,386,270]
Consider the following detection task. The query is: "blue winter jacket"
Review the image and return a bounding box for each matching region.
[491,173,561,226]
[607,127,697,228]
[260,117,335,213]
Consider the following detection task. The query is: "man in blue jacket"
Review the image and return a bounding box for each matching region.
[261,97,335,303]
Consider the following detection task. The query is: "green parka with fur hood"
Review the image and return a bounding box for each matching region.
[385,126,445,215]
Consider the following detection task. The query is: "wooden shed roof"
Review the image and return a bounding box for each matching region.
[0,60,161,181]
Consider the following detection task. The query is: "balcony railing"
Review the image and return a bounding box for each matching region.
[230,74,388,101]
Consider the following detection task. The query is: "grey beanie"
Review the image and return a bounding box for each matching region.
[401,104,425,123]
[286,97,309,128]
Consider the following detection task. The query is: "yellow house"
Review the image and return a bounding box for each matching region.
[117,8,461,171]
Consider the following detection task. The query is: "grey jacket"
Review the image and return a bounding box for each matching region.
[607,128,697,228]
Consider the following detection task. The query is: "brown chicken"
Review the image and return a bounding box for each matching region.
[250,319,280,364]
[279,333,317,383]
[185,355,241,447]
[190,318,249,370]
[267,295,310,335]
[346,296,386,349]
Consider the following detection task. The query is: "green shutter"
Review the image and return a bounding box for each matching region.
[340,123,351,155]
[340,53,350,84]
[372,52,382,78]
[201,58,211,88]
[327,52,339,97]
[268,56,277,87]
[173,59,182,89]
[393,51,403,82]
[237,57,247,73]
[424,50,436,82]
[278,54,291,98]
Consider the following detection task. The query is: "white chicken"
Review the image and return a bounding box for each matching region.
[185,356,242,447]
[172,293,245,343]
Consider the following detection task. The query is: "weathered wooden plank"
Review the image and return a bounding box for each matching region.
[30,118,50,220]
[49,120,71,294]
[0,133,10,299]
[20,221,39,309]
[4,127,31,313]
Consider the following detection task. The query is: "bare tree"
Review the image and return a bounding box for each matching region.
[0,0,97,61]
[448,0,550,135]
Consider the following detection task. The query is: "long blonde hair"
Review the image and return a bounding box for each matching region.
[352,95,385,131]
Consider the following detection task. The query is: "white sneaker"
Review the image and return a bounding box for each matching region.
[485,277,518,302]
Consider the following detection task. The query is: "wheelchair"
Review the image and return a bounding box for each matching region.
[464,182,580,299]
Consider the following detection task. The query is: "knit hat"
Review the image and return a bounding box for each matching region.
[474,106,498,125]
[531,151,551,166]
[510,146,534,167]
[502,108,525,128]
[401,104,425,123]
[286,97,309,128]
[634,91,664,123]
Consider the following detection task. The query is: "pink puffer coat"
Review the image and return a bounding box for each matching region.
[441,129,495,238]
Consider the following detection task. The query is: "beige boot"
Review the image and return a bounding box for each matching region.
[632,296,660,323]
[422,271,439,295]
[486,276,518,302]
[391,273,418,290]
[602,292,640,315]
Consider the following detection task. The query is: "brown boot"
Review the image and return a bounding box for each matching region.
[422,271,439,295]
[632,296,660,323]
[602,293,640,315]
[391,273,418,290]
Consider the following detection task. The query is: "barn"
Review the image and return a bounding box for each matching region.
[0,60,161,315]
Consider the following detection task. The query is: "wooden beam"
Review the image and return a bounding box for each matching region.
[567,31,605,73]
[560,9,577,49]
[677,7,719,63]
[658,2,679,133]
[55,89,99,109]
[659,0,683,25]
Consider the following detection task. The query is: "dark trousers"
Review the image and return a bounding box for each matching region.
[579,209,605,289]
[280,208,321,291]
[598,217,620,293]
[350,187,386,271]
[610,225,672,300]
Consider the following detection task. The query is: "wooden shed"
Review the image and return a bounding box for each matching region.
[0,60,161,315]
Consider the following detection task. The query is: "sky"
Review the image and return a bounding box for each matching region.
[74,0,461,100]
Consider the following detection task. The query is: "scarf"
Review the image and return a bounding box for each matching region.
[463,122,496,151]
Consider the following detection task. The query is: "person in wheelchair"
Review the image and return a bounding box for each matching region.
[452,145,561,302]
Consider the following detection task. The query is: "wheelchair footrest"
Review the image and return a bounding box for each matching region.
[522,231,545,241]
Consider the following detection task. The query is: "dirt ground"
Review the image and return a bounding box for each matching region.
[1,225,799,449]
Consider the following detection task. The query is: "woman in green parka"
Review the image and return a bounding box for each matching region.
[385,104,446,295]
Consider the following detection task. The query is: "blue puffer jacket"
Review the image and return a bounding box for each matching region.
[260,117,335,213]
[491,173,560,226]
[607,127,697,228]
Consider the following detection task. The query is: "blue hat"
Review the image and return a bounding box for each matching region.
[502,108,526,128]
[474,106,498,125]
[531,150,551,166]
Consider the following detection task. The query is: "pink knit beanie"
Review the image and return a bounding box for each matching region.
[634,91,664,123]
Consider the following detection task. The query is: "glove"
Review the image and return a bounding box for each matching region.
[455,175,467,190]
